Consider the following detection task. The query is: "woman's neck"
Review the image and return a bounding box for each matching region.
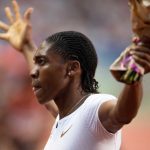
[54,89,88,119]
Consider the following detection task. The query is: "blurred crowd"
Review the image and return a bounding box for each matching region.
[0,46,55,150]
[0,0,149,150]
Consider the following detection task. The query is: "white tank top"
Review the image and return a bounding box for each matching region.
[44,94,121,150]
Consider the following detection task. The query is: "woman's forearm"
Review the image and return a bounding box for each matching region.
[22,41,37,70]
[114,81,143,124]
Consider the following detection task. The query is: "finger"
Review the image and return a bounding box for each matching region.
[132,36,141,44]
[132,36,150,48]
[133,55,150,72]
[5,7,14,24]
[0,33,9,40]
[12,0,21,20]
[131,51,150,60]
[139,37,150,45]
[130,45,150,54]
[0,21,9,31]
[24,8,33,22]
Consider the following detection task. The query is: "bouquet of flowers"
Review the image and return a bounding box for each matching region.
[110,0,150,84]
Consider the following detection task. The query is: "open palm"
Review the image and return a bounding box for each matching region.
[0,0,33,51]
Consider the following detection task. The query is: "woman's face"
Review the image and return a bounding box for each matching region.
[31,41,70,104]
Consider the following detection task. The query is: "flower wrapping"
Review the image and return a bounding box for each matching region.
[110,0,150,84]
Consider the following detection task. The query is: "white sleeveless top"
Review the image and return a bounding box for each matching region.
[44,94,121,150]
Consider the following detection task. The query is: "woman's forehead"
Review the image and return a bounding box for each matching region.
[33,41,63,62]
[39,41,48,50]
[35,41,50,56]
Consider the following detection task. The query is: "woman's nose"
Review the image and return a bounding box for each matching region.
[30,67,39,79]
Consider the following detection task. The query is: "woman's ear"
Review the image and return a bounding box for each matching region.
[67,60,81,77]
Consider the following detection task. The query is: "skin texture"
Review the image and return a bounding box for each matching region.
[31,42,69,104]
[0,0,150,134]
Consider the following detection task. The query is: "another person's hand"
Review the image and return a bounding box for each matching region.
[0,0,33,51]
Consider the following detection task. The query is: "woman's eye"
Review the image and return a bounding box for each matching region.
[38,58,46,65]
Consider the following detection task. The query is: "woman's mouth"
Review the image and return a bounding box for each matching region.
[32,81,42,95]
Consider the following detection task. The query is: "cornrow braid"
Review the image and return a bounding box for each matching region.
[45,31,99,93]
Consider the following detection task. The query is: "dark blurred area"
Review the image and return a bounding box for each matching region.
[0,0,150,150]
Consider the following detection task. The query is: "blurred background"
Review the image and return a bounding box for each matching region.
[0,0,150,149]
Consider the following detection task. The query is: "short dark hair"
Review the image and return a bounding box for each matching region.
[45,31,99,93]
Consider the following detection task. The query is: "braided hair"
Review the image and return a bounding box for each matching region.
[45,31,99,93]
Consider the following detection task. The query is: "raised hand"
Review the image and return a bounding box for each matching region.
[110,42,150,84]
[130,44,150,74]
[0,0,33,51]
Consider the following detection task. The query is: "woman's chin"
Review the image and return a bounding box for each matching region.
[36,95,52,105]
